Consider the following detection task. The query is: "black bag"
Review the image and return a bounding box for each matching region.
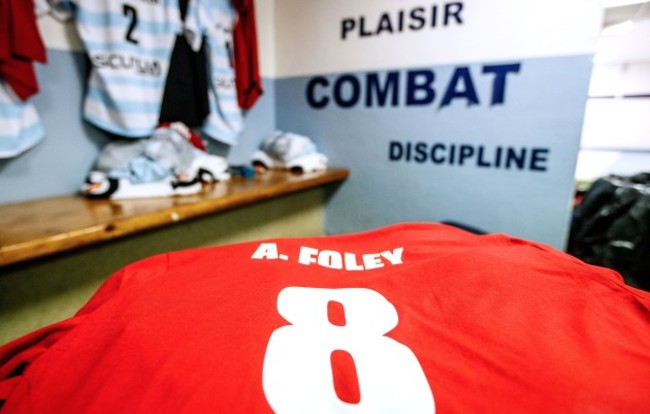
[568,173,650,290]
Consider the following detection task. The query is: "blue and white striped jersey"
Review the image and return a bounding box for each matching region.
[186,0,243,145]
[56,0,190,138]
[0,79,45,159]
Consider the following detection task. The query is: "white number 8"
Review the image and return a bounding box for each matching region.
[263,287,435,413]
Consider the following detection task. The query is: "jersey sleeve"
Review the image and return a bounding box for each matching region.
[199,0,244,145]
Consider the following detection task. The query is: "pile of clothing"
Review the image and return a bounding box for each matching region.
[251,131,328,173]
[81,122,229,200]
[81,127,329,200]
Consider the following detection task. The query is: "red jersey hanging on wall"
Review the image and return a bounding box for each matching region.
[0,0,47,159]
[232,0,263,110]
[0,0,46,101]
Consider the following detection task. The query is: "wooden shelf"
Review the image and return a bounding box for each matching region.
[0,168,349,267]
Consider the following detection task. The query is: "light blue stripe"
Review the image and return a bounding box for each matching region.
[93,75,165,88]
[0,122,45,153]
[83,114,154,138]
[208,66,235,76]
[84,41,173,59]
[202,123,239,145]
[86,88,161,113]
[207,47,232,60]
[0,119,44,140]
[197,0,234,20]
[0,102,31,118]
[208,91,238,102]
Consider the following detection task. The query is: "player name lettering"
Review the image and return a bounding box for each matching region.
[298,246,404,271]
[90,53,162,77]
[251,243,404,271]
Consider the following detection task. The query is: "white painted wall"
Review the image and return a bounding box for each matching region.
[272,0,602,77]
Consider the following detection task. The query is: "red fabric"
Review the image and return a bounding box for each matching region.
[0,0,46,100]
[0,0,12,60]
[232,0,263,110]
[156,122,207,151]
[1,223,649,413]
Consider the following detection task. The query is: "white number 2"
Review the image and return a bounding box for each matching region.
[263,287,435,413]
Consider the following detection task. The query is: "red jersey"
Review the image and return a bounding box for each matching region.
[233,0,263,110]
[0,0,46,101]
[1,223,649,413]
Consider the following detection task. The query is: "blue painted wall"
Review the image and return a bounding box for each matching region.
[0,50,275,205]
[275,56,593,247]
[0,51,106,204]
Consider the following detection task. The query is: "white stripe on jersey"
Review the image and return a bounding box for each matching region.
[0,80,45,159]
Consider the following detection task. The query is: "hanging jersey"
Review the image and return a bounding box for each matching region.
[186,0,243,145]
[0,0,47,101]
[232,0,263,110]
[1,223,649,413]
[0,78,45,158]
[54,0,196,137]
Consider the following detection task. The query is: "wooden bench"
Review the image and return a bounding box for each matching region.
[0,168,349,267]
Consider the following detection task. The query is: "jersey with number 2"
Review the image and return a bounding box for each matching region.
[59,0,197,137]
